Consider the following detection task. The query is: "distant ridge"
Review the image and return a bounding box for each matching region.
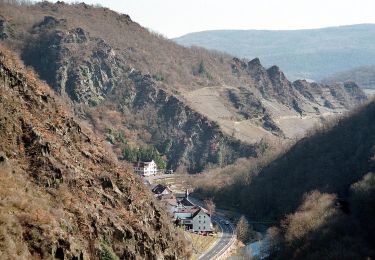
[321,65,375,90]
[174,24,375,81]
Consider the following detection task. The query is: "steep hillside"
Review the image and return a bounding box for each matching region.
[0,1,367,172]
[174,24,375,81]
[196,100,375,219]
[321,65,375,90]
[193,100,375,258]
[0,46,187,259]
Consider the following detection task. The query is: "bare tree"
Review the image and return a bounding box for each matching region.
[236,215,250,243]
[204,198,216,216]
[262,226,283,257]
[0,0,33,5]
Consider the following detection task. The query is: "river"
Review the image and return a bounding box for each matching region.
[228,239,271,259]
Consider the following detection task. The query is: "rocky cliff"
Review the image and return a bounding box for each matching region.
[0,46,187,259]
[0,1,367,172]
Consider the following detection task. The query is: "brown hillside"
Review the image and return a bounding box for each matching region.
[0,1,367,172]
[0,45,187,259]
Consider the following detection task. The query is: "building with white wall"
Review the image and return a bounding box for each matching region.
[133,160,158,176]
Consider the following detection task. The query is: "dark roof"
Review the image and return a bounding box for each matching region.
[175,206,200,214]
[192,207,210,218]
[152,184,169,194]
[178,197,194,207]
[133,162,144,167]
[133,160,154,168]
[192,208,202,218]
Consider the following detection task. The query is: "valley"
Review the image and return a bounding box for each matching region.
[0,1,366,174]
[0,1,374,259]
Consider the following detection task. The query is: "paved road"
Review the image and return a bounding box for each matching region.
[199,214,235,260]
[186,197,236,259]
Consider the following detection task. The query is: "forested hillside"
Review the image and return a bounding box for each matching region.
[322,65,375,89]
[175,24,375,81]
[193,100,375,258]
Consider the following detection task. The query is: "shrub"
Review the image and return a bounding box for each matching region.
[100,241,119,260]
[152,73,165,81]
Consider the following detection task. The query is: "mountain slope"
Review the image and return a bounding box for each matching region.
[193,100,375,258]
[0,2,367,172]
[199,100,375,220]
[174,24,375,81]
[321,65,375,90]
[0,46,187,259]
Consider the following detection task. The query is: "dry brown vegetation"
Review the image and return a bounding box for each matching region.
[0,45,188,259]
[0,1,236,90]
[268,184,375,259]
[186,142,285,208]
[282,191,338,243]
[0,0,263,172]
[0,164,62,259]
[190,99,375,258]
[0,1,367,175]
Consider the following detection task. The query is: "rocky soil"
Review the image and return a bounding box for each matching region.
[0,46,188,259]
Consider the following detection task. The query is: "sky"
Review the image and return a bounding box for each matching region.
[54,0,375,38]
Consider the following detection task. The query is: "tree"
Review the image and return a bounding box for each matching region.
[198,61,206,75]
[262,226,282,258]
[194,61,212,79]
[236,215,250,243]
[204,198,216,216]
[122,145,166,169]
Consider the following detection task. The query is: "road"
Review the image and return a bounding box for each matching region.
[186,197,236,260]
[142,180,236,259]
[199,214,235,260]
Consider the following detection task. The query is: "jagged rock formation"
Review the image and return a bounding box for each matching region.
[0,1,367,172]
[22,16,123,103]
[17,15,257,172]
[0,47,187,259]
[231,57,367,113]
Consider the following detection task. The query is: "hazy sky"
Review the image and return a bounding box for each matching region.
[55,0,375,38]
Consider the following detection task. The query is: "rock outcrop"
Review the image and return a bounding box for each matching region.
[0,2,368,172]
[12,11,259,173]
[0,46,187,259]
[232,57,367,114]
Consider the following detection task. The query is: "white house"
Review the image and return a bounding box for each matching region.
[133,160,158,176]
[191,208,212,232]
[175,206,213,232]
[174,194,213,233]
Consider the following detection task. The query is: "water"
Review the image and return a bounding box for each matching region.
[229,240,269,260]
